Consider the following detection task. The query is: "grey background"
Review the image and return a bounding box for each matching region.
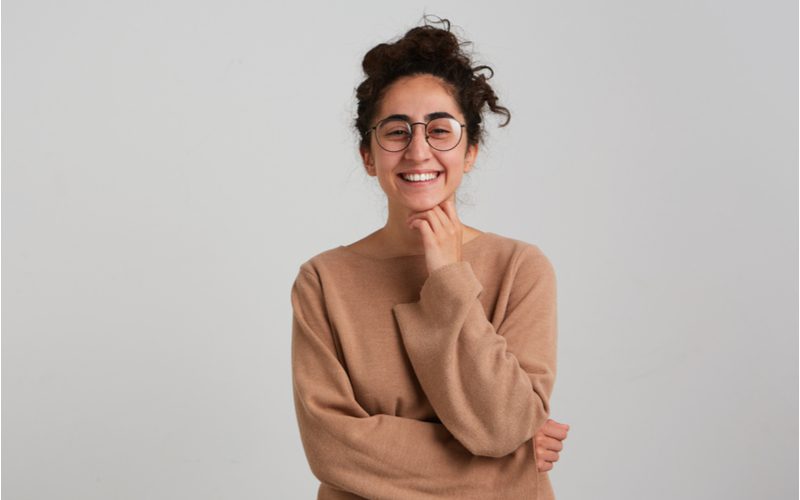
[3,1,797,499]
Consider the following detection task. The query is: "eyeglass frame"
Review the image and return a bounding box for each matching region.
[365,114,467,152]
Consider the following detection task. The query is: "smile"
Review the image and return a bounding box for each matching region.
[397,171,442,185]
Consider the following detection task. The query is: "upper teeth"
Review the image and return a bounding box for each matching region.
[402,172,438,182]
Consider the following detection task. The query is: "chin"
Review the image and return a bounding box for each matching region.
[390,188,454,213]
[405,197,445,212]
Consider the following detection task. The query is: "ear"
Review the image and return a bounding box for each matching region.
[463,142,479,173]
[360,145,376,176]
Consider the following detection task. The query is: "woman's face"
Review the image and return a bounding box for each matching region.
[360,74,478,215]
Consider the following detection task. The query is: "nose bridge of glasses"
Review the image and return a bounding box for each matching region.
[404,122,431,155]
[405,121,428,136]
[409,121,430,140]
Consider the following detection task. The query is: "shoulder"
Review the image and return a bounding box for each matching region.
[291,246,348,310]
[295,244,352,277]
[474,234,557,308]
[479,232,555,275]
[478,234,557,311]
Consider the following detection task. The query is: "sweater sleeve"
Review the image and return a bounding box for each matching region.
[291,267,515,499]
[391,245,558,458]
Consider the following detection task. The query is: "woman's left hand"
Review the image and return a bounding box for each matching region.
[534,418,570,472]
[406,194,463,274]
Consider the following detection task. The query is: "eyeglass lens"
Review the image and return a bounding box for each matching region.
[375,117,462,152]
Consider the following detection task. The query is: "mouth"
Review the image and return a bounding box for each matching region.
[397,171,443,186]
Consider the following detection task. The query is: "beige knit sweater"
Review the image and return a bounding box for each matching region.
[290,231,558,499]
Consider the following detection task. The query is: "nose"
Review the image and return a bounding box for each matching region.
[403,123,432,162]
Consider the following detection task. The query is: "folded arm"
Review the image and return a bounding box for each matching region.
[391,245,558,458]
[291,267,526,499]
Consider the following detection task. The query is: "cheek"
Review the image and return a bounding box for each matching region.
[445,156,468,175]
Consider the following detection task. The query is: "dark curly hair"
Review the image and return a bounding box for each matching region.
[355,16,511,154]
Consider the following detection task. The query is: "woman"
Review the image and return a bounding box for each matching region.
[291,17,570,499]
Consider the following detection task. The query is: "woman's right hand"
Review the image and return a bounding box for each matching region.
[534,418,570,472]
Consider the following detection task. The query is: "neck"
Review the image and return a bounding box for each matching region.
[381,208,425,255]
[378,197,464,255]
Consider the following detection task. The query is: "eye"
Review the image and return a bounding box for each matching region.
[378,120,411,139]
[427,118,457,138]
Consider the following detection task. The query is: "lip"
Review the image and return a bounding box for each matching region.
[397,169,443,175]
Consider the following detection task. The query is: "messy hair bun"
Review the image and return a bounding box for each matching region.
[355,16,511,152]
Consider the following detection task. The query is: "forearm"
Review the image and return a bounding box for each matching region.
[392,252,557,458]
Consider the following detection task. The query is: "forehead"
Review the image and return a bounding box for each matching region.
[377,74,462,120]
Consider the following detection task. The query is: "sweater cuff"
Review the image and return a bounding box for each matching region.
[423,260,483,298]
[392,261,485,359]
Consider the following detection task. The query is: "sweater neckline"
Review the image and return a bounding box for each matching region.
[338,231,494,261]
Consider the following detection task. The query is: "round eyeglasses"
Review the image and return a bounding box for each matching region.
[366,116,466,152]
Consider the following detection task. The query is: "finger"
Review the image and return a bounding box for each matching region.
[440,197,460,225]
[437,204,460,236]
[406,208,431,222]
[431,205,452,232]
[539,435,564,452]
[547,418,571,431]
[411,218,431,233]
[536,460,554,472]
[407,211,432,230]
[420,209,444,236]
[552,419,570,431]
[407,214,422,230]
[412,218,434,245]
[537,449,560,463]
[535,433,564,452]
[406,211,424,226]
[542,427,568,440]
[542,423,569,440]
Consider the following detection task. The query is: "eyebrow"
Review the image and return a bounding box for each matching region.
[381,111,456,122]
